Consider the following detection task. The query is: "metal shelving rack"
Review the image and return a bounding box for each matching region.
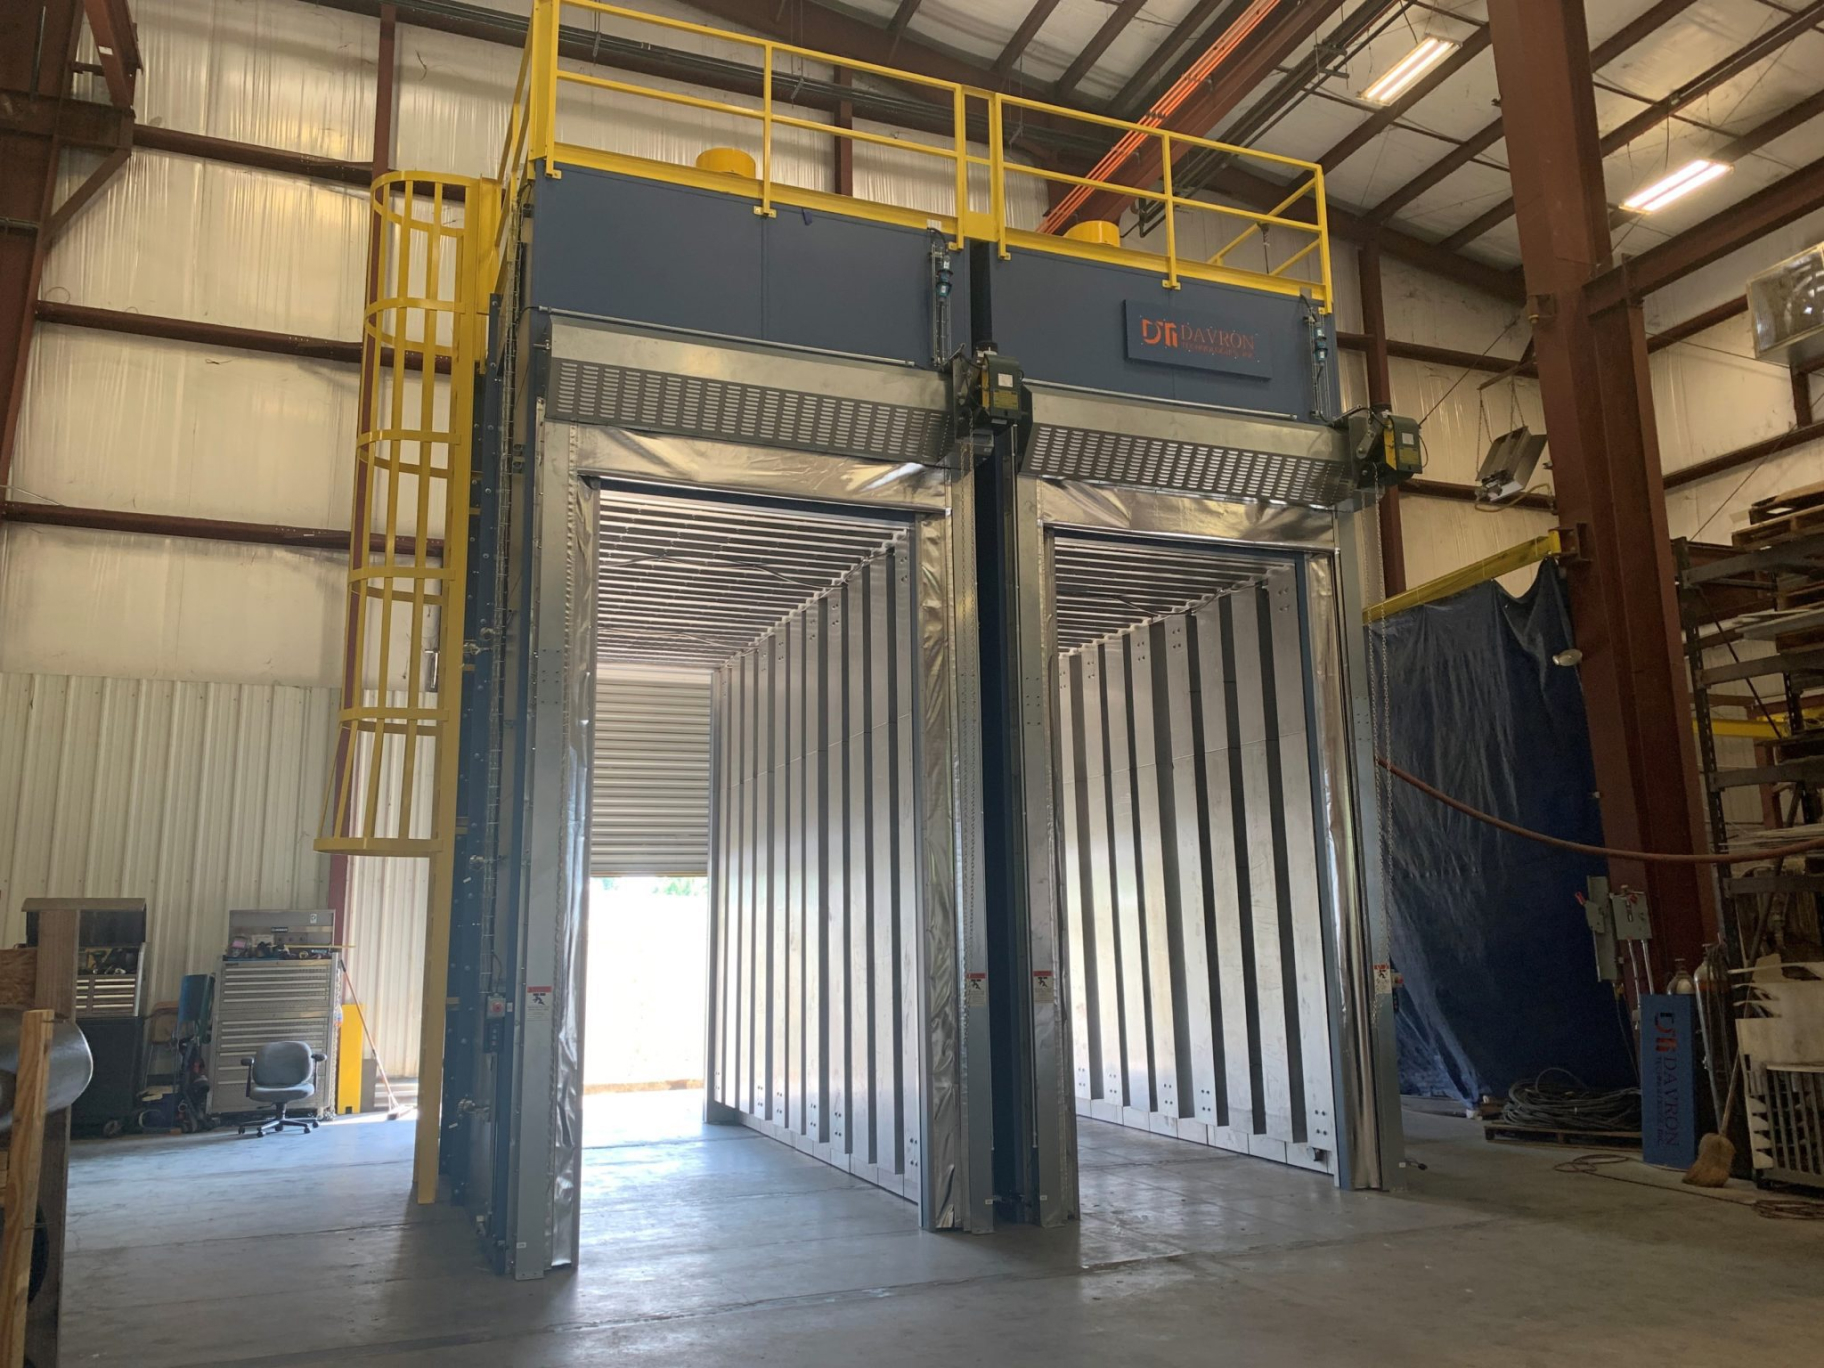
[1674,497,1824,1188]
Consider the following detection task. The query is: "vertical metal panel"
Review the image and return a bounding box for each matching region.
[804,598,826,1144]
[785,616,804,1135]
[1267,567,1336,1150]
[892,546,921,1194]
[1101,636,1153,1123]
[1076,647,1124,1112]
[1127,627,1179,1127]
[709,669,729,1107]
[846,572,874,1171]
[1194,600,1255,1131]
[771,629,790,1124]
[825,584,849,1160]
[870,555,900,1179]
[1057,660,1092,1103]
[1155,615,1218,1125]
[1231,585,1296,1143]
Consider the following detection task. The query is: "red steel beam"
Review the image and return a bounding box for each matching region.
[135,124,371,187]
[1364,0,1703,225]
[80,0,141,108]
[0,0,89,521]
[1359,243,1405,596]
[1487,0,1714,968]
[1447,0,1824,250]
[994,0,1069,80]
[3,499,441,557]
[1662,417,1824,490]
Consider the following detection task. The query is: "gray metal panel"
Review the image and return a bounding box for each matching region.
[1057,661,1092,1104]
[870,556,901,1177]
[1193,598,1254,1131]
[772,629,791,1125]
[1155,615,1218,1124]
[892,547,922,1193]
[824,585,849,1160]
[1127,627,1180,1125]
[804,598,826,1143]
[1230,586,1295,1142]
[1024,385,1355,507]
[708,669,728,1108]
[1101,636,1152,1123]
[1077,647,1124,1110]
[1267,568,1336,1151]
[846,572,873,1170]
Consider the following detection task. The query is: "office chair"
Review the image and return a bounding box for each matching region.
[238,1040,325,1137]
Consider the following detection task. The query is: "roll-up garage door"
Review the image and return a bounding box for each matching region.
[591,664,712,877]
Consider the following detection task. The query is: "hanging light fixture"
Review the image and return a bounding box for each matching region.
[1620,159,1733,214]
[1361,36,1459,104]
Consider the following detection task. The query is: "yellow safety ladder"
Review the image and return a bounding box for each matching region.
[319,171,498,1203]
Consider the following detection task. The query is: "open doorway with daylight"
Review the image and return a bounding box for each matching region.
[585,483,939,1204]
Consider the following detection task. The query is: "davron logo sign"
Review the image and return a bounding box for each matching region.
[1124,300,1273,378]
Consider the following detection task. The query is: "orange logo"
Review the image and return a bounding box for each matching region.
[1140,317,1179,347]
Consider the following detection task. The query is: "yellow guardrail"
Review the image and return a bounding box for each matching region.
[499,0,1332,307]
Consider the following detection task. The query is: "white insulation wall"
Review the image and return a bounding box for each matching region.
[5,0,1821,1079]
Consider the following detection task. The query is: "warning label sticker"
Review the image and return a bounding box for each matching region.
[1032,969,1056,1005]
[965,972,989,1008]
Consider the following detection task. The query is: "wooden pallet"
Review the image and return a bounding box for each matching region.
[1483,1121,1641,1151]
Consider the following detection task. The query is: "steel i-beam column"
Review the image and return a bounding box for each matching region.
[1485,0,1714,968]
[1357,244,1405,597]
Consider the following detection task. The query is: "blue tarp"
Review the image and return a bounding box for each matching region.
[1371,564,1633,1105]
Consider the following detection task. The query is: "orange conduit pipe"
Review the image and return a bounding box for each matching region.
[1038,0,1281,234]
[1377,756,1824,865]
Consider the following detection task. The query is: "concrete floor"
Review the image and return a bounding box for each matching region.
[66,1101,1824,1367]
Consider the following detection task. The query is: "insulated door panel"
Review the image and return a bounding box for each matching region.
[1076,648,1124,1113]
[1127,628,1180,1126]
[1057,662,1094,1103]
[1101,637,1152,1123]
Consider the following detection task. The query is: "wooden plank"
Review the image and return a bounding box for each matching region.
[25,909,75,1368]
[0,955,35,1010]
[0,1011,53,1367]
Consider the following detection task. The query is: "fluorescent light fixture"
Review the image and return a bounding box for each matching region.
[1361,36,1459,104]
[1621,158,1732,213]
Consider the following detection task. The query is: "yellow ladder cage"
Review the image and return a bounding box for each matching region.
[318,170,498,1203]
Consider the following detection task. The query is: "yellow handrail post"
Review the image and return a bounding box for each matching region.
[988,94,1009,259]
[756,43,777,218]
[1314,167,1334,312]
[1159,132,1181,292]
[530,0,558,174]
[951,85,969,249]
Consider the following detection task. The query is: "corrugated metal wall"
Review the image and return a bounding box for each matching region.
[592,665,712,877]
[708,546,924,1201]
[0,672,332,1008]
[1057,566,1337,1172]
[0,672,429,1079]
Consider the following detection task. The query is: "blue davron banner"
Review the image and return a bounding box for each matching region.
[1371,564,1634,1106]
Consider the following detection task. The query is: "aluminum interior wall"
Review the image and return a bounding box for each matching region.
[591,665,712,877]
[1058,567,1337,1173]
[707,544,924,1203]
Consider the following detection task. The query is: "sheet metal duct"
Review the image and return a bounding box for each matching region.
[1023,384,1357,507]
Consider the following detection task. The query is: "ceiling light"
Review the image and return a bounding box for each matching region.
[1361,37,1458,104]
[1621,159,1732,213]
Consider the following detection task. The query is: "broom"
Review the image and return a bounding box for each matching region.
[1684,1054,1742,1188]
